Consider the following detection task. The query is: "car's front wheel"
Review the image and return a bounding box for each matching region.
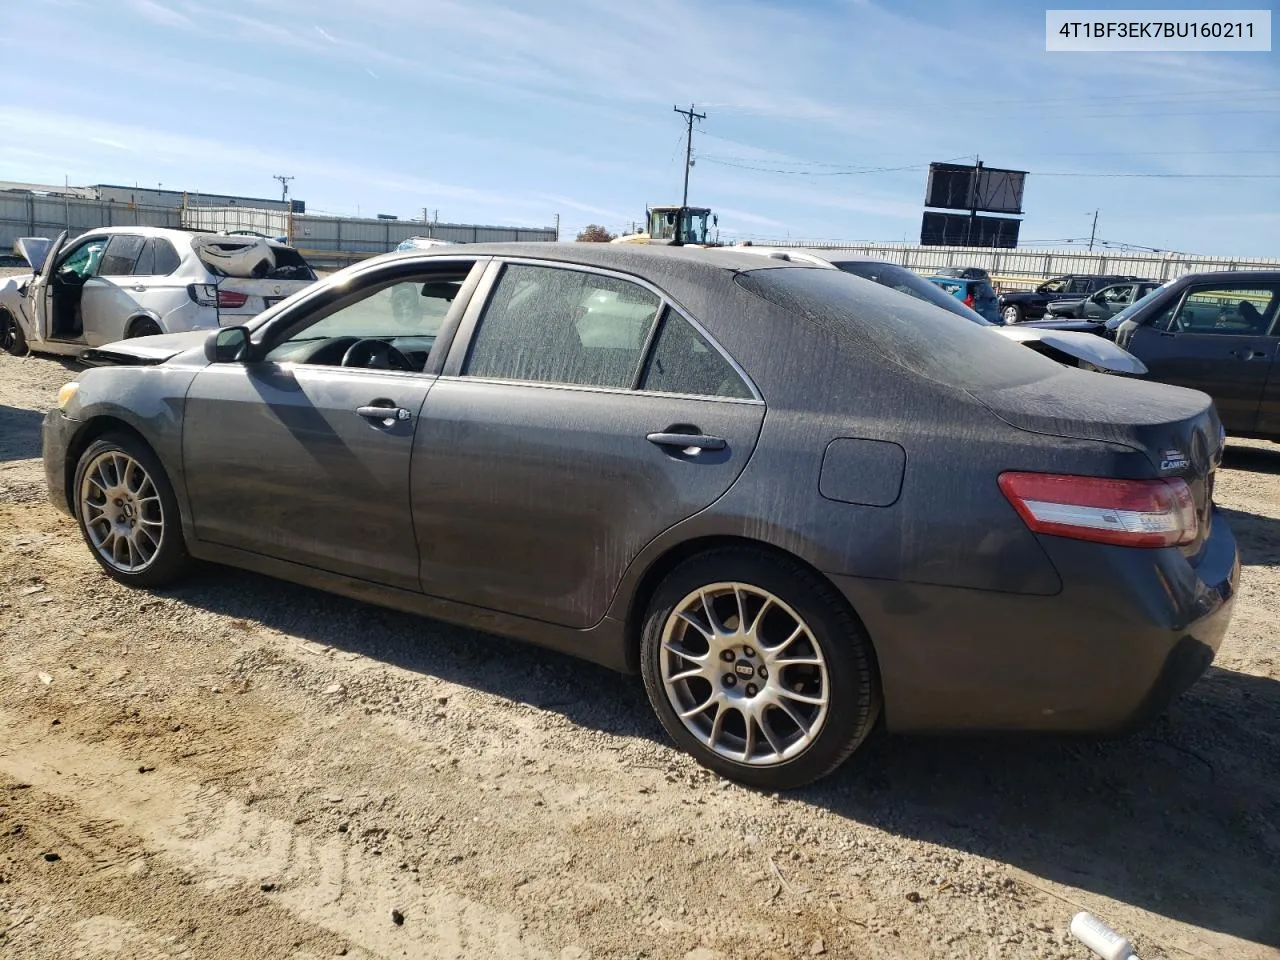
[640,548,881,790]
[0,309,28,356]
[73,433,191,588]
[1001,304,1023,324]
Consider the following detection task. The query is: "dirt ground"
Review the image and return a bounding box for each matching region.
[0,350,1277,960]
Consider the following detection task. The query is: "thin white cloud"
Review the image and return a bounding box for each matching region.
[126,0,192,28]
[315,24,338,43]
[89,137,135,153]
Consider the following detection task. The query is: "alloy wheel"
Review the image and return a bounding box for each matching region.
[78,450,165,573]
[659,582,830,766]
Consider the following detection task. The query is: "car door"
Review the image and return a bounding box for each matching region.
[182,258,484,589]
[32,233,109,342]
[81,233,146,345]
[1125,281,1279,433]
[411,260,766,629]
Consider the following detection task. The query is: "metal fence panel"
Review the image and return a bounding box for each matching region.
[762,240,1280,290]
[4,192,555,265]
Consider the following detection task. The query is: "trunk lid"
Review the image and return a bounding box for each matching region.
[972,370,1224,557]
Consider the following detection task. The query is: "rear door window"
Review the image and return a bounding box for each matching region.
[133,237,182,276]
[464,264,661,389]
[97,235,146,276]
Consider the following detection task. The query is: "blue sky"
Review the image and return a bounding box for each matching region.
[1,0,1277,254]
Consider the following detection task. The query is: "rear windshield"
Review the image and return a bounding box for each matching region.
[828,260,988,324]
[735,267,1062,391]
[269,245,318,279]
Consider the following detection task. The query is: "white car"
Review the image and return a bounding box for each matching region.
[728,246,1147,375]
[0,227,317,358]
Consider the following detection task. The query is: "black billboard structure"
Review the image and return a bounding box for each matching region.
[920,161,1026,248]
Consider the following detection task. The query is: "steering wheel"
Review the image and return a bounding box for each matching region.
[341,338,414,371]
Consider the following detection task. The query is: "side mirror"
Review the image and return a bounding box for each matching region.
[205,325,249,363]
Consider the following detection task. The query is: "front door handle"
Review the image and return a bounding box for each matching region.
[356,404,412,423]
[1232,349,1271,361]
[132,284,146,293]
[647,431,726,451]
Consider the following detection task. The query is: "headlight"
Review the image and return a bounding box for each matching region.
[57,382,79,409]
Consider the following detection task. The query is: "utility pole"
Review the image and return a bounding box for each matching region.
[273,174,294,206]
[273,175,295,243]
[1088,209,1099,252]
[673,104,706,245]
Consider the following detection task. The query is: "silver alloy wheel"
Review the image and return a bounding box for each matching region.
[1002,305,1020,323]
[660,582,830,766]
[79,450,164,573]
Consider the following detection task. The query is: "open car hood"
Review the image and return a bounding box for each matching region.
[996,326,1147,375]
[14,237,54,272]
[81,331,210,367]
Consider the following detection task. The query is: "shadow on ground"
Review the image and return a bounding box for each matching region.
[0,404,46,463]
[167,560,1280,951]
[1224,443,1280,476]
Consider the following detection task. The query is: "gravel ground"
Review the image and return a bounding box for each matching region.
[0,350,1277,960]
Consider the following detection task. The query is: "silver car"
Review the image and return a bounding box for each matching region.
[1,227,317,358]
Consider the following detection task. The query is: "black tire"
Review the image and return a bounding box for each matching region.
[126,317,163,339]
[0,309,28,356]
[72,433,191,588]
[639,547,881,790]
[1001,304,1023,324]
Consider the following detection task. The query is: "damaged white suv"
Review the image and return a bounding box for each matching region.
[0,227,317,358]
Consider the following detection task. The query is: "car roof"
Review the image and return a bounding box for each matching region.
[369,241,814,277]
[1171,269,1280,283]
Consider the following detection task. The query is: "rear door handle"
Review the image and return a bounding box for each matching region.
[1233,349,1271,361]
[356,404,412,423]
[132,284,146,293]
[647,431,726,451]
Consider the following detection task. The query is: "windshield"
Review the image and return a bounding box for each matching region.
[829,260,993,325]
[1105,282,1172,330]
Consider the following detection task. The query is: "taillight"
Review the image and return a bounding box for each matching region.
[187,283,217,306]
[216,290,249,308]
[964,293,975,308]
[999,472,1198,548]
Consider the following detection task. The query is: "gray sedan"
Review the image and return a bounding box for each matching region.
[42,244,1238,789]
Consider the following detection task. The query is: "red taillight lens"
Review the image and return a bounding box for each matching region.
[998,472,1198,548]
[216,290,249,308]
[964,293,975,308]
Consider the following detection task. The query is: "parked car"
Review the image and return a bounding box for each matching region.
[0,227,318,358]
[42,244,1236,789]
[1106,270,1280,440]
[729,247,1146,374]
[927,275,1002,323]
[933,266,992,283]
[998,274,1152,324]
[1044,280,1165,320]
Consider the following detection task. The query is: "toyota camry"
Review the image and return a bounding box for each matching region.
[42,244,1238,789]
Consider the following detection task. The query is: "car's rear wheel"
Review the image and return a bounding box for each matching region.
[1002,304,1023,324]
[73,434,191,588]
[640,548,880,790]
[0,309,28,356]
[126,317,162,339]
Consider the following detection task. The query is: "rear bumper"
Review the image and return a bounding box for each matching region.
[830,510,1239,734]
[42,408,77,517]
